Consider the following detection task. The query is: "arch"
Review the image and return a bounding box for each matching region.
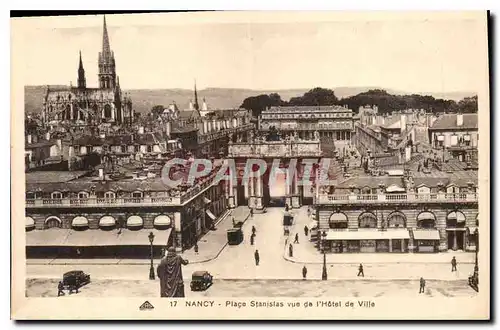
[99,215,116,228]
[386,211,406,228]
[104,104,112,118]
[446,211,466,228]
[65,105,71,120]
[127,215,144,228]
[72,216,89,228]
[44,216,62,229]
[417,211,436,229]
[328,212,348,229]
[358,212,377,229]
[72,105,79,121]
[26,216,35,229]
[154,215,172,228]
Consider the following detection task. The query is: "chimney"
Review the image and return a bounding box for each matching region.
[98,168,104,180]
[138,126,144,134]
[99,132,106,139]
[457,113,463,127]
[45,132,51,140]
[27,134,32,144]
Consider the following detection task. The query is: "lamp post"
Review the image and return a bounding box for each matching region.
[148,232,155,280]
[321,230,328,280]
[474,228,479,274]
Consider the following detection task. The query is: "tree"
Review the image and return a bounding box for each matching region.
[457,96,478,113]
[151,105,165,117]
[240,93,285,117]
[288,87,338,106]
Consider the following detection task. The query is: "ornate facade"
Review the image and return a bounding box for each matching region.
[42,16,133,128]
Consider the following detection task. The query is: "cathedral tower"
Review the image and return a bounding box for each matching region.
[98,15,116,89]
[193,80,200,111]
[77,51,86,89]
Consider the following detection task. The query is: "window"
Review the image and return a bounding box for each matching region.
[105,191,115,199]
[45,217,61,229]
[132,191,143,198]
[450,134,458,146]
[78,192,88,199]
[358,212,377,228]
[387,212,406,228]
[51,191,62,199]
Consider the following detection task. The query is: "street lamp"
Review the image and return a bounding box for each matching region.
[148,232,155,280]
[474,228,479,274]
[321,230,328,280]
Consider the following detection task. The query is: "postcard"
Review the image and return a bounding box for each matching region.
[11,11,490,320]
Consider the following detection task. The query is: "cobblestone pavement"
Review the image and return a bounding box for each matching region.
[26,278,477,298]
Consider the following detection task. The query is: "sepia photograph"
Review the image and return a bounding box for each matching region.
[10,11,490,320]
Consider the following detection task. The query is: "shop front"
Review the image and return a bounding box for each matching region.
[412,229,440,253]
[325,229,410,253]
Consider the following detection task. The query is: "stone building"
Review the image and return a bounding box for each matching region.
[42,16,133,128]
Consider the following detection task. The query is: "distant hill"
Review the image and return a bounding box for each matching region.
[24,85,475,115]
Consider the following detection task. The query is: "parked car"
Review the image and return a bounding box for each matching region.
[63,270,90,290]
[190,271,213,291]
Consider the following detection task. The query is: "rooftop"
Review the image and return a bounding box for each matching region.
[430,113,478,130]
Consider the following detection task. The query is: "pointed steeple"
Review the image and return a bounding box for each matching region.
[193,80,200,111]
[77,50,86,89]
[102,15,111,57]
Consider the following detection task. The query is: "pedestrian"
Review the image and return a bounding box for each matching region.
[419,277,426,294]
[304,225,309,237]
[254,250,260,266]
[302,265,307,280]
[250,233,255,245]
[194,243,199,254]
[451,256,457,272]
[357,263,364,277]
[252,225,256,236]
[285,237,288,247]
[57,281,65,297]
[285,204,289,212]
[250,208,254,218]
[307,207,311,218]
[294,233,299,244]
[232,217,236,227]
[289,244,293,258]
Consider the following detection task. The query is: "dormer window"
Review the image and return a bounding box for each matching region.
[132,191,143,198]
[51,191,62,199]
[78,191,89,199]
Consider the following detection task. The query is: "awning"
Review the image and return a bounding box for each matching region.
[329,213,347,222]
[127,216,143,227]
[99,216,116,227]
[26,216,35,228]
[447,212,466,222]
[26,229,71,246]
[326,229,410,240]
[154,215,172,226]
[412,229,440,240]
[56,228,172,246]
[417,212,436,220]
[203,197,211,204]
[72,216,89,227]
[206,209,216,221]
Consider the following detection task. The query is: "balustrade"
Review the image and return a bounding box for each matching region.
[315,192,478,204]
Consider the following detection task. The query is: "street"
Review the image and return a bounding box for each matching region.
[26,207,478,298]
[26,278,477,298]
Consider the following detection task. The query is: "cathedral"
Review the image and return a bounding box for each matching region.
[42,16,133,128]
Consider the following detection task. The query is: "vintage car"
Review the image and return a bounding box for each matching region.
[63,270,91,289]
[190,271,213,291]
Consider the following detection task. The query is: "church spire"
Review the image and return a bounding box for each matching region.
[77,50,86,89]
[102,15,111,57]
[193,80,200,111]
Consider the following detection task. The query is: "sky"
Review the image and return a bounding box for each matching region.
[12,12,488,93]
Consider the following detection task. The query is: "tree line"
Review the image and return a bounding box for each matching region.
[240,87,478,118]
